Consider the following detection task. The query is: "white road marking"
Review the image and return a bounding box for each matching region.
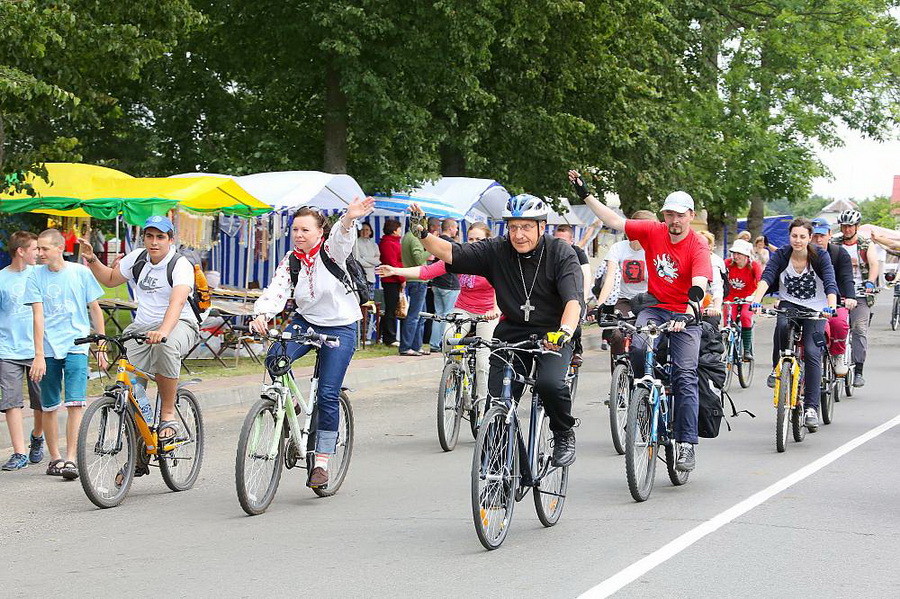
[579,412,900,598]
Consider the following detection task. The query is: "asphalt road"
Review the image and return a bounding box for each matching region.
[4,302,900,598]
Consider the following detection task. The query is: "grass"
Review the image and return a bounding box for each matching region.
[86,339,403,395]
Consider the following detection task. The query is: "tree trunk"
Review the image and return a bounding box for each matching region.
[748,194,765,239]
[707,210,725,245]
[323,61,348,174]
[439,143,466,176]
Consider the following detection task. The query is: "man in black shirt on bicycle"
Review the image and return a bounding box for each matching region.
[411,195,584,466]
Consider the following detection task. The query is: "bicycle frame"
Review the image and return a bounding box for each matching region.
[633,328,673,448]
[256,364,318,461]
[770,315,809,410]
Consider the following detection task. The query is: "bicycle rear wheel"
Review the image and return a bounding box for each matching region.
[892,297,899,331]
[533,409,568,527]
[792,402,808,442]
[821,358,835,425]
[472,404,518,550]
[608,362,630,455]
[437,362,464,452]
[310,391,354,497]
[77,395,137,509]
[665,441,690,486]
[843,344,855,397]
[624,387,657,502]
[235,398,285,515]
[159,388,204,492]
[775,362,791,453]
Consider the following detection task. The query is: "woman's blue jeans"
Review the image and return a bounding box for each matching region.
[270,314,357,454]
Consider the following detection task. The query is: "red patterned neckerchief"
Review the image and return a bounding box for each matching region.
[293,239,323,267]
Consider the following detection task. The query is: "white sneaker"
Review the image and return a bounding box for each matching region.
[834,354,849,377]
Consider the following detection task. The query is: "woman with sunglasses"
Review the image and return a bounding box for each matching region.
[250,197,375,489]
[376,222,500,401]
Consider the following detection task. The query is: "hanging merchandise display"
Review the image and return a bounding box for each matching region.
[174,209,217,250]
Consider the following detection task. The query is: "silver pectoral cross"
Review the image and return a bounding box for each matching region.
[521,299,535,322]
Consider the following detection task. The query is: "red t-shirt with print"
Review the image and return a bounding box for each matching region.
[724,258,761,301]
[623,220,713,312]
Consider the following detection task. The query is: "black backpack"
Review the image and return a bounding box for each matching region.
[131,249,208,324]
[289,247,369,305]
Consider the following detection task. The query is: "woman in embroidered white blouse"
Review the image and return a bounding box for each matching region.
[250,196,374,489]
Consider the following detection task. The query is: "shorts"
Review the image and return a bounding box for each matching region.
[0,359,42,412]
[123,319,199,379]
[40,353,89,411]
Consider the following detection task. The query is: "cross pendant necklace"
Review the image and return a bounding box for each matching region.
[517,245,544,322]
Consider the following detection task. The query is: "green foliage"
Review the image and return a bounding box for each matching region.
[858,196,896,229]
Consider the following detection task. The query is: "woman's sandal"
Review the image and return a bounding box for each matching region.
[46,459,65,476]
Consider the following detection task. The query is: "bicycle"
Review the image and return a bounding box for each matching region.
[760,306,827,453]
[73,333,204,509]
[421,311,490,451]
[467,336,569,550]
[721,299,755,390]
[619,318,695,502]
[597,313,635,456]
[234,325,354,515]
[843,283,878,396]
[891,283,900,331]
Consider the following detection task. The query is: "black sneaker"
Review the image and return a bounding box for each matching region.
[551,430,576,467]
[675,443,695,472]
[767,373,776,388]
[853,374,865,388]
[28,434,44,464]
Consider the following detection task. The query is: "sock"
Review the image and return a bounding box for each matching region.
[855,363,863,375]
[741,328,753,354]
[314,453,329,471]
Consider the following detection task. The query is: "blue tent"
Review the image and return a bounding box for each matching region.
[722,214,793,255]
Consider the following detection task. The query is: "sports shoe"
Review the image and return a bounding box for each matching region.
[853,373,865,387]
[675,443,695,472]
[2,453,28,471]
[767,372,777,388]
[28,433,44,464]
[743,349,754,361]
[834,354,849,376]
[390,341,400,347]
[805,407,819,431]
[551,430,576,467]
[307,466,329,488]
[600,341,610,351]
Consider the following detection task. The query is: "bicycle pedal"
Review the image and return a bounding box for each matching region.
[603,399,610,406]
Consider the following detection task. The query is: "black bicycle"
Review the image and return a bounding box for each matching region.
[467,336,569,550]
[421,311,491,451]
[598,313,635,456]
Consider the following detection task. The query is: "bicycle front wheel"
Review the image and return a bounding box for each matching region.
[892,297,899,331]
[723,339,735,392]
[235,398,285,515]
[738,342,754,389]
[821,358,835,425]
[311,391,354,497]
[472,404,518,550]
[624,386,658,502]
[78,395,138,509]
[159,388,204,492]
[608,362,630,455]
[533,409,568,527]
[437,362,464,452]
[775,362,791,453]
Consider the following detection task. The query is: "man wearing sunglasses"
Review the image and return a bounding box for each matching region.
[410,196,583,467]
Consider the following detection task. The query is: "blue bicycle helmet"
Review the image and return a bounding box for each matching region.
[502,194,549,221]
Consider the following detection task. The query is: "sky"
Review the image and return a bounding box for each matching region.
[812,126,900,201]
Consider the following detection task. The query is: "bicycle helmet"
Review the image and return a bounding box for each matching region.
[836,209,862,226]
[502,194,549,221]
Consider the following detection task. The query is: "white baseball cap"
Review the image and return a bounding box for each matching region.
[729,239,754,257]
[660,191,695,214]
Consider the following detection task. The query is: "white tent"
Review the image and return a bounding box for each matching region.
[413,177,511,220]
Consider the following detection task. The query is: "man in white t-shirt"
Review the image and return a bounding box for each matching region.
[79,216,199,443]
[595,210,655,356]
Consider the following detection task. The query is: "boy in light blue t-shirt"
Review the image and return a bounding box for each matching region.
[0,231,44,471]
[28,229,107,480]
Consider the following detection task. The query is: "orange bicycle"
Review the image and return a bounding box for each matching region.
[74,333,204,508]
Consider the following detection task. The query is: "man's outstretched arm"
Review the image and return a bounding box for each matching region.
[567,170,626,232]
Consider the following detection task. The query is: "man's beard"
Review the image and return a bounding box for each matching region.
[668,224,682,235]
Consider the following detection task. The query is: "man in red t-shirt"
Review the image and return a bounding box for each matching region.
[569,170,711,472]
[724,239,761,358]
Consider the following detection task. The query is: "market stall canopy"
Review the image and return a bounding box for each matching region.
[412,177,511,220]
[373,193,467,219]
[171,170,383,213]
[0,163,269,225]
[547,198,585,225]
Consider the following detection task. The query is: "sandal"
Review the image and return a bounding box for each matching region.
[46,459,65,476]
[157,420,182,445]
[60,461,79,480]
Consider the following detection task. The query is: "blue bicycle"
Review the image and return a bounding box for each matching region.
[466,336,569,550]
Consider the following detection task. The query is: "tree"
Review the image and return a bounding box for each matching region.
[0,0,202,190]
[858,195,896,229]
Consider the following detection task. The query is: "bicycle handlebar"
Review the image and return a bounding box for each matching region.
[616,316,695,336]
[231,324,339,346]
[457,336,543,352]
[74,333,165,352]
[419,311,490,324]
[759,307,828,320]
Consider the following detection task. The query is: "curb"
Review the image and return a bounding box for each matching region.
[0,328,604,451]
